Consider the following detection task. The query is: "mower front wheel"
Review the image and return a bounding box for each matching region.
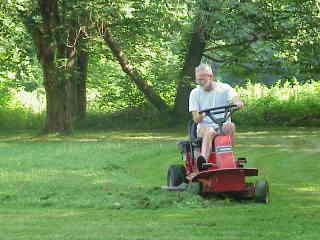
[255,180,270,204]
[167,165,186,187]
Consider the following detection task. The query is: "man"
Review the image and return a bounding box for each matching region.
[189,63,244,168]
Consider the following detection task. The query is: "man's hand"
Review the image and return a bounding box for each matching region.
[232,96,244,108]
[192,111,205,123]
[235,100,244,108]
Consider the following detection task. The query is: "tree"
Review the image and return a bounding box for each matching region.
[18,0,89,133]
[5,0,320,130]
[89,0,320,118]
[102,28,169,112]
[89,0,186,114]
[0,1,40,90]
[174,0,213,119]
[198,0,320,82]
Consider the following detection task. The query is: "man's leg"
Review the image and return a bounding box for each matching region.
[197,125,217,160]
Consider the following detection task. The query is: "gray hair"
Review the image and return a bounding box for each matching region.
[195,63,213,75]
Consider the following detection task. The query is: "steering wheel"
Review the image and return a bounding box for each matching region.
[199,104,238,125]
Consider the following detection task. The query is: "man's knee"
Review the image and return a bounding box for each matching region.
[223,122,235,135]
[207,128,217,137]
[198,126,217,138]
[202,128,216,141]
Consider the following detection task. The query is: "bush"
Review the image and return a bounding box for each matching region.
[0,87,43,131]
[2,80,320,131]
[0,82,11,108]
[0,107,43,131]
[82,80,320,130]
[76,103,173,130]
[233,80,320,127]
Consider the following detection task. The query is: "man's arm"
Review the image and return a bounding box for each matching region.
[189,88,204,123]
[226,84,244,108]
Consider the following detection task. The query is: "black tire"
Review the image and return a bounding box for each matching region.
[167,165,186,187]
[255,180,270,204]
[188,121,198,141]
[197,155,207,171]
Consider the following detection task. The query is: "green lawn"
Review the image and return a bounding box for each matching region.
[0,128,320,239]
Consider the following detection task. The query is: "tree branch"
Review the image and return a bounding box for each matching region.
[201,53,225,63]
[204,33,258,52]
[102,27,168,112]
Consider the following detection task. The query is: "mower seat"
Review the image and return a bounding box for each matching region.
[188,121,202,148]
[177,140,191,153]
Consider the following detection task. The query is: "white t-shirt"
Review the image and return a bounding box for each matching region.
[189,82,238,128]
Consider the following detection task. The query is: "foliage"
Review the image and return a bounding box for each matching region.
[234,80,320,127]
[85,0,186,111]
[192,0,320,84]
[0,88,43,131]
[0,0,43,135]
[0,81,11,108]
[82,80,320,129]
[0,0,42,91]
[0,105,42,131]
[3,80,320,130]
[86,56,146,112]
[1,0,320,131]
[86,56,179,113]
[75,104,172,131]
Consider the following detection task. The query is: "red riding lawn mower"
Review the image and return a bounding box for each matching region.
[163,104,270,203]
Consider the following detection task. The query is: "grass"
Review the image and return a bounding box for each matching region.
[0,127,320,239]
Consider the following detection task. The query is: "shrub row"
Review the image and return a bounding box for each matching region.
[233,81,320,127]
[1,80,320,131]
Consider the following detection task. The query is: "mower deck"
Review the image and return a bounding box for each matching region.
[193,168,258,180]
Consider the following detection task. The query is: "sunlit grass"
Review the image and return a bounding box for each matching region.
[0,128,320,239]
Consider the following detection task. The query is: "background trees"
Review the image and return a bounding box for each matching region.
[197,0,320,84]
[1,0,319,132]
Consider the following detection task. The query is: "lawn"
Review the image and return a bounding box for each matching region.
[0,128,319,240]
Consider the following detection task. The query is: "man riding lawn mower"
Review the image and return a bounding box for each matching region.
[162,64,269,203]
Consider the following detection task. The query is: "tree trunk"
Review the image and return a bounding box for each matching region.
[173,25,207,119]
[44,71,72,133]
[67,37,88,120]
[27,27,73,133]
[22,0,88,133]
[76,47,88,119]
[103,28,168,113]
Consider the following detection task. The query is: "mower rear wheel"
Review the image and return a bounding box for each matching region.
[167,165,186,187]
[255,180,269,204]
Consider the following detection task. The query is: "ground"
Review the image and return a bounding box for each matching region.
[0,128,319,239]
